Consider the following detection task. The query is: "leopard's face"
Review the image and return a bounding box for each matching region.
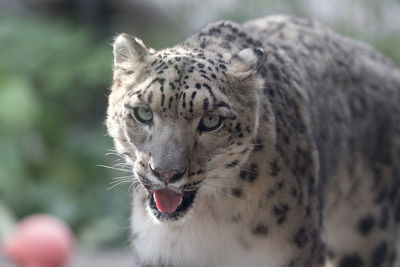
[107,35,264,221]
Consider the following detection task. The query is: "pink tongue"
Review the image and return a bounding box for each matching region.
[152,189,183,213]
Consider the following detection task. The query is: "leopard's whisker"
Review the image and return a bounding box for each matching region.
[202,182,245,202]
[97,164,132,173]
[107,180,132,190]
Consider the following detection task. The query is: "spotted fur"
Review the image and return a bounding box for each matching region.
[106,15,400,267]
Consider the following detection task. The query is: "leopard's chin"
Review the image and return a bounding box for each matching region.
[148,189,198,221]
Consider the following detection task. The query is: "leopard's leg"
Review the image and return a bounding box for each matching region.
[323,161,399,267]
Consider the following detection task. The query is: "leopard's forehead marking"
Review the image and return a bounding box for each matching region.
[128,48,233,120]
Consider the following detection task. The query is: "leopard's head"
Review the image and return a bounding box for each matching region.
[106,34,265,221]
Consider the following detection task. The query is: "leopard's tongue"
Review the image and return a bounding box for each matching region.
[151,189,183,213]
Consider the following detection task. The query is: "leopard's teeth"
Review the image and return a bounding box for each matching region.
[178,196,183,206]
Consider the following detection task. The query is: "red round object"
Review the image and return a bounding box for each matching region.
[2,214,74,267]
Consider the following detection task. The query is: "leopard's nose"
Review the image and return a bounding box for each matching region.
[149,165,186,184]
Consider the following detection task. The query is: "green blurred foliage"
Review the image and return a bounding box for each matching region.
[0,15,131,248]
[369,36,400,67]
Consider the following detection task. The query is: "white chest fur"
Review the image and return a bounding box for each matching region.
[131,191,290,267]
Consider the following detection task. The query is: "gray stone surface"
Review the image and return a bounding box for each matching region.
[1,249,135,267]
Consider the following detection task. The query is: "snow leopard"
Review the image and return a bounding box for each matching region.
[106,15,400,267]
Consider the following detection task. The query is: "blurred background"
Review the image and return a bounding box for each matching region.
[0,0,399,264]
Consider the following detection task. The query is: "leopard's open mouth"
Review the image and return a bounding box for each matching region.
[148,189,197,221]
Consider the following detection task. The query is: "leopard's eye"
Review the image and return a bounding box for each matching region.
[133,107,153,125]
[199,115,223,132]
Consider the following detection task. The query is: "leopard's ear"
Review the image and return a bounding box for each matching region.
[113,34,151,68]
[228,47,265,80]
